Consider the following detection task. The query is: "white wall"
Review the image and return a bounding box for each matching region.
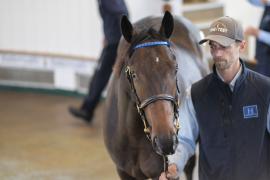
[0,0,264,59]
[221,0,263,27]
[126,0,182,22]
[0,0,182,59]
[0,0,102,58]
[221,0,264,58]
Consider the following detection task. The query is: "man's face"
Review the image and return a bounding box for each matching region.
[209,41,241,71]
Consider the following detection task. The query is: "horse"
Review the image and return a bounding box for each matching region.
[103,11,209,180]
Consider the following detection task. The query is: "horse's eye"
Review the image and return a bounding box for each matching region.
[132,73,137,80]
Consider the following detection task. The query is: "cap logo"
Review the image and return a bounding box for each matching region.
[210,23,228,33]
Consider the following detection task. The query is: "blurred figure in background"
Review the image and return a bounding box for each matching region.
[245,0,270,76]
[69,0,128,123]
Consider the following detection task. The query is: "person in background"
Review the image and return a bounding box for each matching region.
[69,0,128,123]
[245,0,270,76]
[159,16,270,180]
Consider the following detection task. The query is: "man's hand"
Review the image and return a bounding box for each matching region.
[245,26,259,37]
[159,163,179,180]
[261,0,269,5]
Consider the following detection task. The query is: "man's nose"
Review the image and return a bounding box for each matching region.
[213,49,223,57]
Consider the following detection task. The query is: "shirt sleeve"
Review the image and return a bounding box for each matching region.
[168,87,199,175]
[258,30,270,46]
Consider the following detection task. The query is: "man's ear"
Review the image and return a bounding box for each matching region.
[239,40,246,52]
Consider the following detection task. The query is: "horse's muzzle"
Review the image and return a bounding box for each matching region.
[152,134,178,156]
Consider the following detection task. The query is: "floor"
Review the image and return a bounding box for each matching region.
[0,90,118,180]
[0,90,198,180]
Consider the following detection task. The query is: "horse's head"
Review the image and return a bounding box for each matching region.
[121,11,179,156]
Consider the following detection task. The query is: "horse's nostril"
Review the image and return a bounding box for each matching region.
[152,135,179,155]
[152,136,163,155]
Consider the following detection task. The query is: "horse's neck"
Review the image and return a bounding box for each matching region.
[175,47,208,100]
[176,47,204,82]
[172,16,210,77]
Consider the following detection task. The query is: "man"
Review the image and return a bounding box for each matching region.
[160,16,270,180]
[69,0,128,123]
[245,0,270,76]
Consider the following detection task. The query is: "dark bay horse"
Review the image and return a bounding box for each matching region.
[103,11,209,180]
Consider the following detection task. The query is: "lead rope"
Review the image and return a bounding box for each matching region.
[163,155,168,173]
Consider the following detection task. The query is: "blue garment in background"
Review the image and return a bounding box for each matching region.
[98,0,128,44]
[81,0,128,115]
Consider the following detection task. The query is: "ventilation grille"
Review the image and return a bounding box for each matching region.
[76,73,91,92]
[0,67,54,86]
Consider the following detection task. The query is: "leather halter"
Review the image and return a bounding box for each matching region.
[125,41,180,141]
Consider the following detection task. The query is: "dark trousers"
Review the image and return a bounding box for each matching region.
[81,43,118,113]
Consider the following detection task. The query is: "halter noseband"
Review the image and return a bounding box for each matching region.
[125,40,180,141]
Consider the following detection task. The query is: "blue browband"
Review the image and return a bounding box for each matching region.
[133,41,170,50]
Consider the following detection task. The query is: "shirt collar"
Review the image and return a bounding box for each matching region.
[216,63,243,91]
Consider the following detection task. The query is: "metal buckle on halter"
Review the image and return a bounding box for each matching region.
[136,104,151,134]
[144,127,150,133]
[125,66,131,78]
[136,105,142,115]
[176,98,180,108]
[175,119,180,131]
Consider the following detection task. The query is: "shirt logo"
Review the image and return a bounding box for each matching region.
[243,105,258,119]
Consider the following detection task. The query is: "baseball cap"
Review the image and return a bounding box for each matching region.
[199,16,244,47]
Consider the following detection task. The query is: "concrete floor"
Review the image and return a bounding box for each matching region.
[0,90,118,180]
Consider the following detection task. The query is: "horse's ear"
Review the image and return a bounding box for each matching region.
[121,15,133,43]
[159,11,174,39]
